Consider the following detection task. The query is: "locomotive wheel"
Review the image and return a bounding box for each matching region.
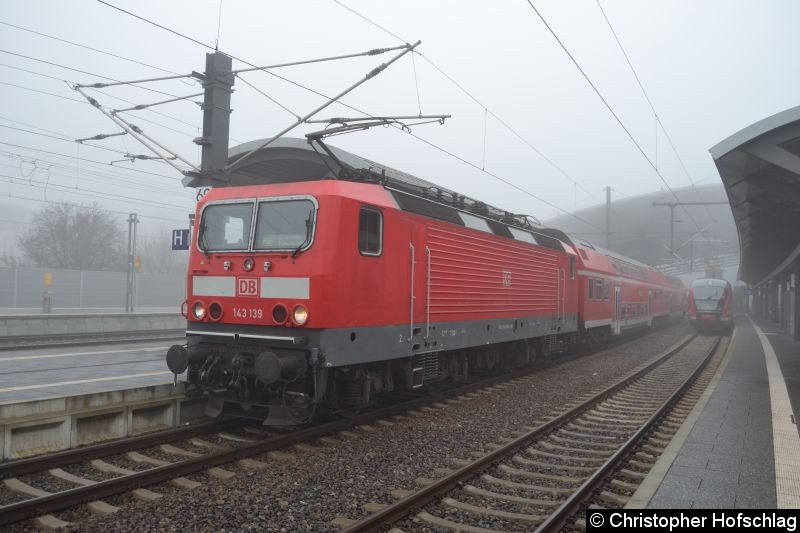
[443,351,469,381]
[526,339,538,364]
[341,373,370,408]
[512,340,532,367]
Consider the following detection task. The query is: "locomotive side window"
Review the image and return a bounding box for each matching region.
[199,202,254,251]
[359,207,382,256]
[509,227,536,244]
[254,199,315,250]
[588,278,594,300]
[460,212,492,233]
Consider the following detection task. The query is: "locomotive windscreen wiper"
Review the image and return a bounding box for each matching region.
[291,215,313,258]
[197,223,209,255]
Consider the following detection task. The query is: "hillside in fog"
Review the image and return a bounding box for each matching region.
[544,184,738,274]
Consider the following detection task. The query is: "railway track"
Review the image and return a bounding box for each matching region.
[0,335,636,530]
[341,333,726,532]
[0,325,687,529]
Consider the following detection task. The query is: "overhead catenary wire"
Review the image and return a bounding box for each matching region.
[215,0,224,50]
[94,0,604,232]
[233,45,409,75]
[90,88,200,136]
[0,19,190,79]
[410,51,423,116]
[0,49,186,100]
[73,85,198,174]
[523,0,700,232]
[93,1,409,129]
[0,160,186,195]
[330,0,633,230]
[73,44,411,89]
[112,92,203,113]
[236,76,299,120]
[0,80,87,104]
[0,66,201,136]
[225,41,421,173]
[0,190,190,224]
[0,150,187,195]
[0,119,182,171]
[594,0,696,188]
[2,175,190,210]
[0,124,127,154]
[0,81,198,153]
[0,172,192,210]
[0,141,183,181]
[94,1,422,128]
[0,149,178,185]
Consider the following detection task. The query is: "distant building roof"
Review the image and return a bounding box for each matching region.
[711,105,800,284]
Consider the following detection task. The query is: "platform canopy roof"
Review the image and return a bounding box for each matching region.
[711,105,800,285]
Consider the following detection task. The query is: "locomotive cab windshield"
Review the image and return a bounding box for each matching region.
[199,201,254,252]
[688,278,733,332]
[692,284,725,311]
[198,197,317,252]
[255,199,315,251]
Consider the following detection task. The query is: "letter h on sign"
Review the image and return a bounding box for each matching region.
[172,229,190,250]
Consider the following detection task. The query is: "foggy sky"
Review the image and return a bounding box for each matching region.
[1,0,798,249]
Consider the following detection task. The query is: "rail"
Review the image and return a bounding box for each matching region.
[0,347,597,527]
[340,333,716,532]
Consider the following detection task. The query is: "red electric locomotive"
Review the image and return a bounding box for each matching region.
[166,138,685,420]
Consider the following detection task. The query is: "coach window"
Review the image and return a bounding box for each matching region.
[569,256,576,280]
[588,278,594,300]
[359,207,382,256]
[604,281,610,300]
[595,279,603,301]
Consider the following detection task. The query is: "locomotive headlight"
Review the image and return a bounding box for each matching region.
[292,305,308,326]
[243,257,254,271]
[208,302,223,321]
[192,301,206,320]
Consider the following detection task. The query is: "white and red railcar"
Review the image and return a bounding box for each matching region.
[688,278,733,332]
[167,174,685,416]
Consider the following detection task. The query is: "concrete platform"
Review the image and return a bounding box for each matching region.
[0,340,181,404]
[628,315,800,509]
[0,312,184,339]
[0,340,206,460]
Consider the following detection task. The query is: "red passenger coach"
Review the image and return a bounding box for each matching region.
[539,230,686,342]
[165,138,684,419]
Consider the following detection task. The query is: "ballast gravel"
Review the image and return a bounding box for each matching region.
[53,324,692,532]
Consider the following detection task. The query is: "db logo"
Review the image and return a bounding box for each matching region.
[237,278,259,297]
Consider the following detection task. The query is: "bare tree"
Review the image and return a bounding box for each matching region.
[19,202,125,270]
[136,232,188,275]
[0,242,23,267]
